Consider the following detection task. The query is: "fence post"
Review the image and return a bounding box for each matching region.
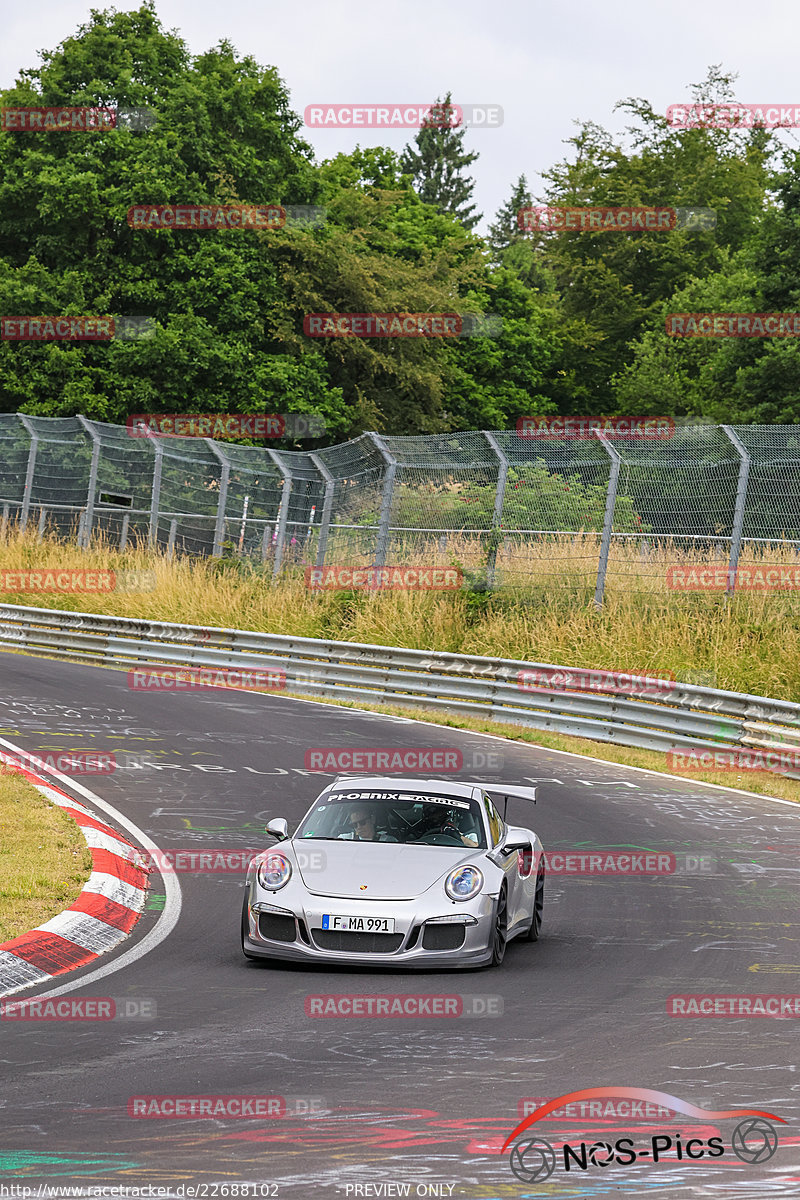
[205,439,231,557]
[593,431,622,608]
[18,415,38,533]
[367,433,397,568]
[721,425,751,598]
[309,452,335,568]
[482,431,509,587]
[265,450,292,579]
[146,429,164,549]
[76,416,101,550]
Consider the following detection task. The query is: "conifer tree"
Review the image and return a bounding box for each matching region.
[400,94,482,230]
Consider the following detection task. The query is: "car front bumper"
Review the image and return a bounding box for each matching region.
[243,889,497,969]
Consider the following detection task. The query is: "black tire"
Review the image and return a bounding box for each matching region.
[491,885,508,966]
[524,864,545,942]
[241,895,258,960]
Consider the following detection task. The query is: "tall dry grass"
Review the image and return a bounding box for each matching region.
[0,526,797,700]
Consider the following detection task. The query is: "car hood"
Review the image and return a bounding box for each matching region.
[293,839,480,900]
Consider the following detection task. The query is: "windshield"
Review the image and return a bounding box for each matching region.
[296,788,487,849]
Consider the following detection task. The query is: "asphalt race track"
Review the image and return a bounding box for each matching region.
[1,649,799,1199]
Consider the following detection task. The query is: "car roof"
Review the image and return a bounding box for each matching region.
[327,776,481,800]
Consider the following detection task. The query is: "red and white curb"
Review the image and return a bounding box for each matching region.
[0,752,150,997]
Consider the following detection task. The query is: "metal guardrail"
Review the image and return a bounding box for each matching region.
[0,603,798,781]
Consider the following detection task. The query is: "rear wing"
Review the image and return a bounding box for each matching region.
[475,783,537,821]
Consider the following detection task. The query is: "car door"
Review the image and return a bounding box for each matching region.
[482,793,522,924]
[483,793,533,930]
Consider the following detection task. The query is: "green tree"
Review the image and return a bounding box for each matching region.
[0,4,339,432]
[400,94,481,230]
[532,68,775,413]
[488,174,532,256]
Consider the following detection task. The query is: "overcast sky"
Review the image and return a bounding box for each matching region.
[2,0,799,232]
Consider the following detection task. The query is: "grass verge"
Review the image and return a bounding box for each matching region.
[0,770,93,943]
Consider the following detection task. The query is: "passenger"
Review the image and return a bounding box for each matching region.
[431,806,479,848]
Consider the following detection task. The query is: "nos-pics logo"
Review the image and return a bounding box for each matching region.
[503,1087,783,1184]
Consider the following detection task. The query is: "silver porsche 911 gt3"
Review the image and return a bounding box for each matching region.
[240,775,545,969]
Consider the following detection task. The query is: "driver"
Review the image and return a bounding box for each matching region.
[340,806,396,842]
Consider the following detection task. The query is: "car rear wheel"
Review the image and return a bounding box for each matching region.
[241,895,258,960]
[491,885,508,966]
[524,864,545,942]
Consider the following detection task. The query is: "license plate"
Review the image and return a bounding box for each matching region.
[322,914,395,933]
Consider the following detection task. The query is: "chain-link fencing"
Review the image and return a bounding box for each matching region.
[0,414,798,602]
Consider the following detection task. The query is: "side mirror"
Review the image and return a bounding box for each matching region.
[266,818,289,841]
[487,840,530,866]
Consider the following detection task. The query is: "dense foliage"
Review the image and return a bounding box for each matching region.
[0,13,796,435]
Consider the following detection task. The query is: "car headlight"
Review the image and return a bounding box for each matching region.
[257,853,292,891]
[445,865,483,901]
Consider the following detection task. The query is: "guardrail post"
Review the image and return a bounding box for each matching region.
[18,416,38,534]
[483,431,509,587]
[205,439,231,557]
[145,429,164,549]
[309,453,335,568]
[367,433,397,568]
[593,431,622,608]
[265,450,292,579]
[76,416,101,550]
[722,425,751,599]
